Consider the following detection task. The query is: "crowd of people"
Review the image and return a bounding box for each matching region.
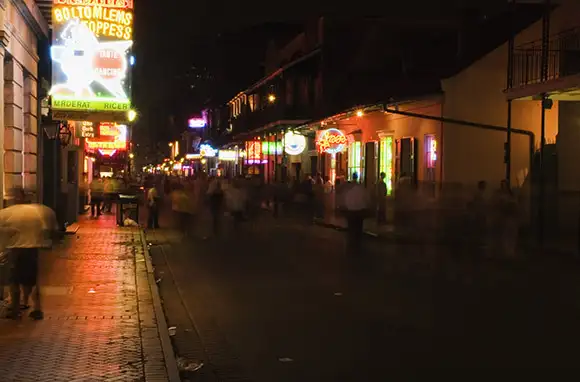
[143,170,522,256]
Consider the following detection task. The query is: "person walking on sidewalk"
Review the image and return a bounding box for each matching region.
[146,182,160,229]
[0,188,58,320]
[89,176,104,218]
[338,172,371,253]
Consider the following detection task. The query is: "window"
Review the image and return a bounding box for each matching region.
[425,135,437,169]
[348,141,362,181]
[248,94,258,111]
[379,137,394,195]
[425,134,437,182]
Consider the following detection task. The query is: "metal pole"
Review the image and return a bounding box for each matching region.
[538,0,551,249]
[506,0,516,187]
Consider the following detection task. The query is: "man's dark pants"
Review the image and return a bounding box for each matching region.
[9,248,41,314]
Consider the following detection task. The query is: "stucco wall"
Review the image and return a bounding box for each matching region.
[331,100,441,185]
[439,1,580,188]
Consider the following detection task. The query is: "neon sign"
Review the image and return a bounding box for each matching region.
[218,150,237,161]
[317,128,347,154]
[86,123,127,155]
[188,118,206,128]
[284,131,306,155]
[50,0,134,119]
[246,141,262,160]
[200,144,216,157]
[98,149,117,156]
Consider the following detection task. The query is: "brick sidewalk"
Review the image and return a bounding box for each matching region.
[0,215,177,382]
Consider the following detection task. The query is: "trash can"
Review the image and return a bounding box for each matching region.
[116,194,140,226]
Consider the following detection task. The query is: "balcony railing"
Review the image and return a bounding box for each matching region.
[230,103,315,136]
[511,27,580,88]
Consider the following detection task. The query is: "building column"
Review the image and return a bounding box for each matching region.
[556,100,580,233]
[4,57,24,204]
[23,74,38,198]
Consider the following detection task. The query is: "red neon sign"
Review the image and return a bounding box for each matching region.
[316,129,347,154]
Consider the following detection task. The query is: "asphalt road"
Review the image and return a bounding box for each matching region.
[149,210,580,381]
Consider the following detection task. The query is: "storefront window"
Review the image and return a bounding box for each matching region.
[379,137,394,195]
[348,141,362,181]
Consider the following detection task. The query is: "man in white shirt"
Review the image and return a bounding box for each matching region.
[339,173,370,253]
[0,188,58,320]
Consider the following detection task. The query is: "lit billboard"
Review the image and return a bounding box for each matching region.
[50,0,134,122]
[85,122,128,156]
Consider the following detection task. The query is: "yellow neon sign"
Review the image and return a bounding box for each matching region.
[53,6,133,40]
[86,140,127,149]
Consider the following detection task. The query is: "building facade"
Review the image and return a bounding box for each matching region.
[0,0,50,205]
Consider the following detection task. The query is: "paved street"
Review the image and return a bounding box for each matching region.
[148,208,580,381]
[0,215,174,382]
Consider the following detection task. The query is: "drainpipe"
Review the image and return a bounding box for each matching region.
[382,105,535,220]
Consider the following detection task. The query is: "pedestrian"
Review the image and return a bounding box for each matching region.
[89,176,104,218]
[170,183,190,236]
[207,176,225,236]
[376,172,388,225]
[225,176,247,232]
[146,182,160,229]
[338,172,371,253]
[0,187,59,320]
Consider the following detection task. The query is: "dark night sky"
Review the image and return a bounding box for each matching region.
[130,0,529,149]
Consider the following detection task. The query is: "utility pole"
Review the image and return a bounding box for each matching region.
[506,0,516,188]
[539,0,551,249]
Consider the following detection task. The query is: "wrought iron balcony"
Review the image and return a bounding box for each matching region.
[229,103,314,137]
[511,27,580,89]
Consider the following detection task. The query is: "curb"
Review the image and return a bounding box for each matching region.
[139,230,181,382]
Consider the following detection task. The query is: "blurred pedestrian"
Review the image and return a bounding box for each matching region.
[89,176,104,218]
[376,172,388,225]
[207,176,225,236]
[226,177,247,231]
[146,182,160,229]
[0,188,58,320]
[171,183,193,236]
[338,172,370,253]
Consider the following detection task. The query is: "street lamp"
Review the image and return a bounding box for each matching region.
[44,122,72,147]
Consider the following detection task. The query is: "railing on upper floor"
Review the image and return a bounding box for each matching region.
[229,103,316,135]
[511,26,580,88]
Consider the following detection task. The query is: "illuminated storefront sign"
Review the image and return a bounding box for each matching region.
[86,122,127,155]
[80,121,96,137]
[245,141,266,164]
[188,118,206,128]
[316,128,347,154]
[218,150,237,161]
[284,131,306,155]
[185,153,201,160]
[50,0,134,119]
[261,141,283,155]
[200,144,216,157]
